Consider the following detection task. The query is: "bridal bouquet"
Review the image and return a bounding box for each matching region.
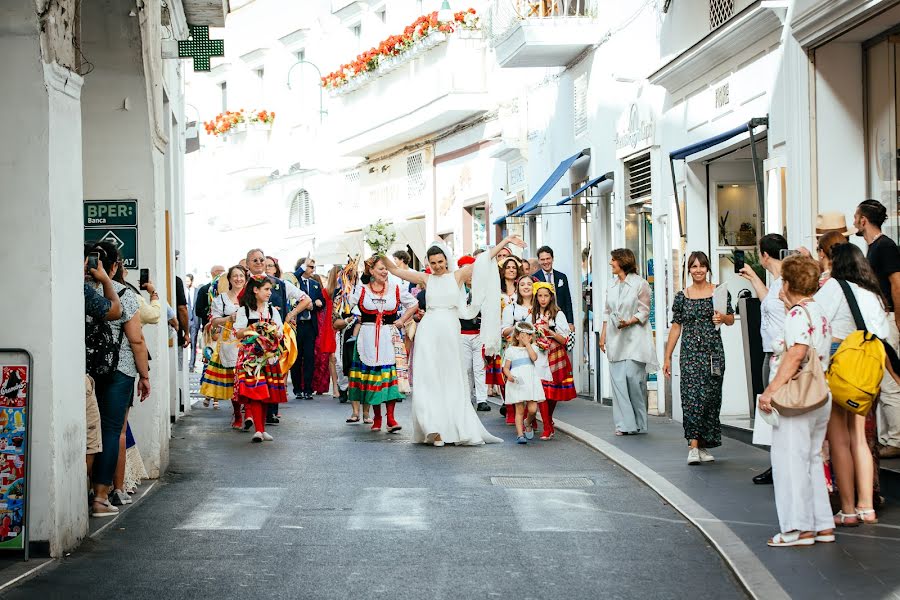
[363,219,397,256]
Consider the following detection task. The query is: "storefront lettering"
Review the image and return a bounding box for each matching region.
[616,104,655,151]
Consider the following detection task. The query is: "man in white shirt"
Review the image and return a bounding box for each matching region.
[739,233,788,485]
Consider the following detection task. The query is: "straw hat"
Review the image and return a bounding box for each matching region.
[815,212,856,237]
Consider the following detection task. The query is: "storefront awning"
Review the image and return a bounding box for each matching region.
[392,219,427,263]
[556,172,613,206]
[669,117,768,239]
[493,150,587,224]
[314,231,366,265]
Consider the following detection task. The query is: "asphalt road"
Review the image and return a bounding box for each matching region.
[6,397,746,600]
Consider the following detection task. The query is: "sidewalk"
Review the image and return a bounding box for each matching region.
[506,398,900,600]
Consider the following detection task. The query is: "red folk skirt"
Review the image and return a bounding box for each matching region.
[485,354,505,386]
[542,341,577,401]
[234,345,287,404]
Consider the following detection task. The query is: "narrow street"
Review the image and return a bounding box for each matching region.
[6,398,744,599]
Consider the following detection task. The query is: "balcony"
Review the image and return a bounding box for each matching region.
[486,0,599,68]
[201,124,277,185]
[327,31,491,157]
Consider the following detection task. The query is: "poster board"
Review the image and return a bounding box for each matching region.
[0,350,31,559]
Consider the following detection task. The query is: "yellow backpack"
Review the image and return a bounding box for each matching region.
[825,280,885,416]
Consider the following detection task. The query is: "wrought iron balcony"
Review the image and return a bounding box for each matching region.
[486,0,600,68]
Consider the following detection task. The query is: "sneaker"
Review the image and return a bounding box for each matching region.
[698,448,715,463]
[262,432,274,441]
[110,489,132,506]
[476,402,492,412]
[266,416,280,425]
[687,448,701,465]
[243,418,254,431]
[517,436,528,444]
[91,499,119,518]
[251,432,264,443]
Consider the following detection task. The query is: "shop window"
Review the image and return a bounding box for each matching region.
[407,152,425,205]
[625,153,653,278]
[468,205,487,249]
[715,183,758,247]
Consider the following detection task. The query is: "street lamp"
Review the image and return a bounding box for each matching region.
[438,0,453,22]
[287,60,328,124]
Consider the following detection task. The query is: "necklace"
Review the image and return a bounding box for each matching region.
[370,281,386,295]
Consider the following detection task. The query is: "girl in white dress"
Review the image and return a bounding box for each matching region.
[503,322,550,444]
[383,236,526,446]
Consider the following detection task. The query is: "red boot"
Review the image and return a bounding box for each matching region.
[538,401,554,440]
[371,404,382,431]
[385,401,402,433]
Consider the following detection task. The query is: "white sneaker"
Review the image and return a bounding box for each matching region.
[251,432,263,443]
[262,432,274,441]
[687,448,701,465]
[698,448,715,463]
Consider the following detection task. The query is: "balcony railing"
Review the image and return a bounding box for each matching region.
[486,0,600,67]
[328,31,491,157]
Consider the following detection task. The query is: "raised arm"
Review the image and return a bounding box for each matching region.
[382,255,428,288]
[455,235,526,285]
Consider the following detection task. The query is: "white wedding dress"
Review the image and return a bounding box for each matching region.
[411,272,502,445]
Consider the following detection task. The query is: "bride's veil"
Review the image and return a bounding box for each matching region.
[426,240,456,271]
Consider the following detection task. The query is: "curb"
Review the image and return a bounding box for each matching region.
[553,418,788,600]
[485,398,787,600]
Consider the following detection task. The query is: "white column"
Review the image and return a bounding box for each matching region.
[0,9,88,554]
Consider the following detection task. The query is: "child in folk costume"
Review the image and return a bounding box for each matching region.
[502,322,551,444]
[532,282,577,440]
[234,275,298,443]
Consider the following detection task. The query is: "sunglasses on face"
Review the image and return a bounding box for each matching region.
[250,258,265,263]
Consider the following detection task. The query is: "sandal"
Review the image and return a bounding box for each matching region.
[212,400,219,409]
[856,508,879,524]
[834,511,860,527]
[203,399,210,408]
[815,531,836,543]
[346,415,360,424]
[363,418,374,424]
[767,531,815,547]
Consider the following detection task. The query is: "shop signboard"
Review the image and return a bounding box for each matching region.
[0,350,31,558]
[84,200,139,269]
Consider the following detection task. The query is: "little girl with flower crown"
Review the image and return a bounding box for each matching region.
[502,321,551,444]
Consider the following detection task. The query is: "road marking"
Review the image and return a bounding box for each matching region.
[347,487,428,530]
[508,489,610,532]
[176,487,283,530]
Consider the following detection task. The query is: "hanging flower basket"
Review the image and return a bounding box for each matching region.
[204,108,276,137]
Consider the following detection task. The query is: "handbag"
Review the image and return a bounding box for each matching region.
[771,305,830,416]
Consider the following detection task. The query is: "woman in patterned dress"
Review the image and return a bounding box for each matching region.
[531,281,577,439]
[663,251,735,464]
[347,256,419,432]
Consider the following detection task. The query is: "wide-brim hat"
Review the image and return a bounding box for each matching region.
[815,212,856,237]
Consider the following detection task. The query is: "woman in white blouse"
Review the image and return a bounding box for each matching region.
[816,243,889,526]
[600,249,659,435]
[501,276,535,338]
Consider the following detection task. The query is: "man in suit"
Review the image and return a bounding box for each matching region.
[534,246,574,325]
[186,274,200,372]
[291,257,325,399]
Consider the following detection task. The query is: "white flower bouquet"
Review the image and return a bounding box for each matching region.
[363,219,397,256]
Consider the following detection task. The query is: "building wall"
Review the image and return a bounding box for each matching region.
[0,1,88,555]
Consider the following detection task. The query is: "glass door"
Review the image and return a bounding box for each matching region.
[865,37,899,241]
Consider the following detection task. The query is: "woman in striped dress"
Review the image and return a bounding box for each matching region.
[532,282,576,439]
[348,256,419,432]
[199,266,245,427]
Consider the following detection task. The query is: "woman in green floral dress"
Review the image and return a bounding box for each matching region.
[663,251,735,465]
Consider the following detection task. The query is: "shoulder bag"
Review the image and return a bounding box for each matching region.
[771,305,830,416]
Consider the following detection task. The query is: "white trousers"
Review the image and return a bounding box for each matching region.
[460,333,487,404]
[609,359,648,434]
[878,316,900,448]
[771,401,833,533]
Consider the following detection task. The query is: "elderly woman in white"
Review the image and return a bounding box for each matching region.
[758,255,834,547]
[599,249,659,435]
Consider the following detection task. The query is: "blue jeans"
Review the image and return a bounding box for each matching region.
[92,370,135,487]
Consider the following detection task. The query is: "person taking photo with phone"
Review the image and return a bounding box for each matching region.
[738,234,789,484]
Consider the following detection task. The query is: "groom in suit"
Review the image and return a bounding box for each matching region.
[291,257,325,399]
[534,246,574,325]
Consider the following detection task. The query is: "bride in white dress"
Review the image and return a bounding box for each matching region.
[384,236,525,446]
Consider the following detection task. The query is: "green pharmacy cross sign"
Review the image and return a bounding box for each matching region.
[178,25,224,72]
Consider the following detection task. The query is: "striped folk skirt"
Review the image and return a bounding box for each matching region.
[392,326,411,394]
[234,346,287,404]
[485,354,505,386]
[199,355,235,400]
[542,341,577,401]
[348,346,404,406]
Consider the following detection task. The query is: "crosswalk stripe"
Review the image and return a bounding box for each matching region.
[507,488,610,532]
[347,487,429,530]
[176,487,284,530]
